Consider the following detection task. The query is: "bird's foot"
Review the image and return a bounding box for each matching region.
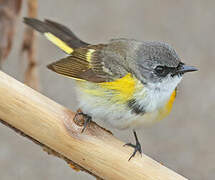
[124,130,142,161]
[81,113,92,133]
[74,110,92,133]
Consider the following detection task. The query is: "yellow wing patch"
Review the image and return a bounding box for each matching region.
[44,32,74,54]
[86,49,95,62]
[157,89,176,120]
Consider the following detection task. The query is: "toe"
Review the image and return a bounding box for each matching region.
[123,143,136,148]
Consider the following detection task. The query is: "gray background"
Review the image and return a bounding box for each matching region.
[0,0,214,179]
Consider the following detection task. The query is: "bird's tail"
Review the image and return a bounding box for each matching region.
[23,18,89,54]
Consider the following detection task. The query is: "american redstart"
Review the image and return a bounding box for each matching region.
[24,18,197,160]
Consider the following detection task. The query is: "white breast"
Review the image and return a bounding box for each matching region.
[136,75,182,113]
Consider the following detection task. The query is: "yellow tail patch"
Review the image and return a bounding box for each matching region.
[44,32,74,54]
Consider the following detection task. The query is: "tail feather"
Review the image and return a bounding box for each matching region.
[44,19,89,48]
[23,17,89,53]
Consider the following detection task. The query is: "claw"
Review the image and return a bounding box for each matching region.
[124,130,142,161]
[74,111,92,133]
[81,114,92,133]
[124,143,136,148]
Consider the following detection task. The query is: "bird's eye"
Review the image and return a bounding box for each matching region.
[154,66,170,77]
[155,66,165,74]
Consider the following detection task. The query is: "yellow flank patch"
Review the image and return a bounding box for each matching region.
[44,32,74,54]
[86,49,95,62]
[158,89,176,120]
[99,73,136,102]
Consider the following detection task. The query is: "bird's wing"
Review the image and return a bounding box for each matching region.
[47,44,121,82]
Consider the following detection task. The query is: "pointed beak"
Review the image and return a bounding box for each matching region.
[175,64,198,75]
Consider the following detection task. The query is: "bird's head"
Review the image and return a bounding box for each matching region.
[136,42,197,91]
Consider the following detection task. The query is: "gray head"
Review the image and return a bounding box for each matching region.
[135,41,197,84]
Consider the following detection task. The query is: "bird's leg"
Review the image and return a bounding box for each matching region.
[74,110,92,133]
[124,130,142,161]
[81,113,92,133]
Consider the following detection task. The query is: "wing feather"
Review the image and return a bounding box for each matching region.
[47,45,111,82]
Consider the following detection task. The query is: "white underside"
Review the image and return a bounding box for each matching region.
[76,75,182,130]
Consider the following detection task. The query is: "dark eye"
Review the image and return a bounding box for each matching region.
[154,66,170,77]
[154,66,165,74]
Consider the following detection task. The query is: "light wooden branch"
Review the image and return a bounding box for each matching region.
[0,71,188,180]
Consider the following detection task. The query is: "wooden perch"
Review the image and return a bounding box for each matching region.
[0,71,188,180]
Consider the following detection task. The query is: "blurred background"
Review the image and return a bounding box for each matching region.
[0,0,214,179]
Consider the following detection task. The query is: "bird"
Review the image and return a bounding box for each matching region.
[24,17,197,160]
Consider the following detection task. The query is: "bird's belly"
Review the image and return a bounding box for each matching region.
[78,97,163,130]
[119,111,164,129]
[75,80,176,130]
[76,94,164,130]
[105,109,166,130]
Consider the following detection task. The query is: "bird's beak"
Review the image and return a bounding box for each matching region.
[176,64,198,74]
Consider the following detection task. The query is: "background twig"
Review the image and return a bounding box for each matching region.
[0,0,22,68]
[21,0,39,90]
